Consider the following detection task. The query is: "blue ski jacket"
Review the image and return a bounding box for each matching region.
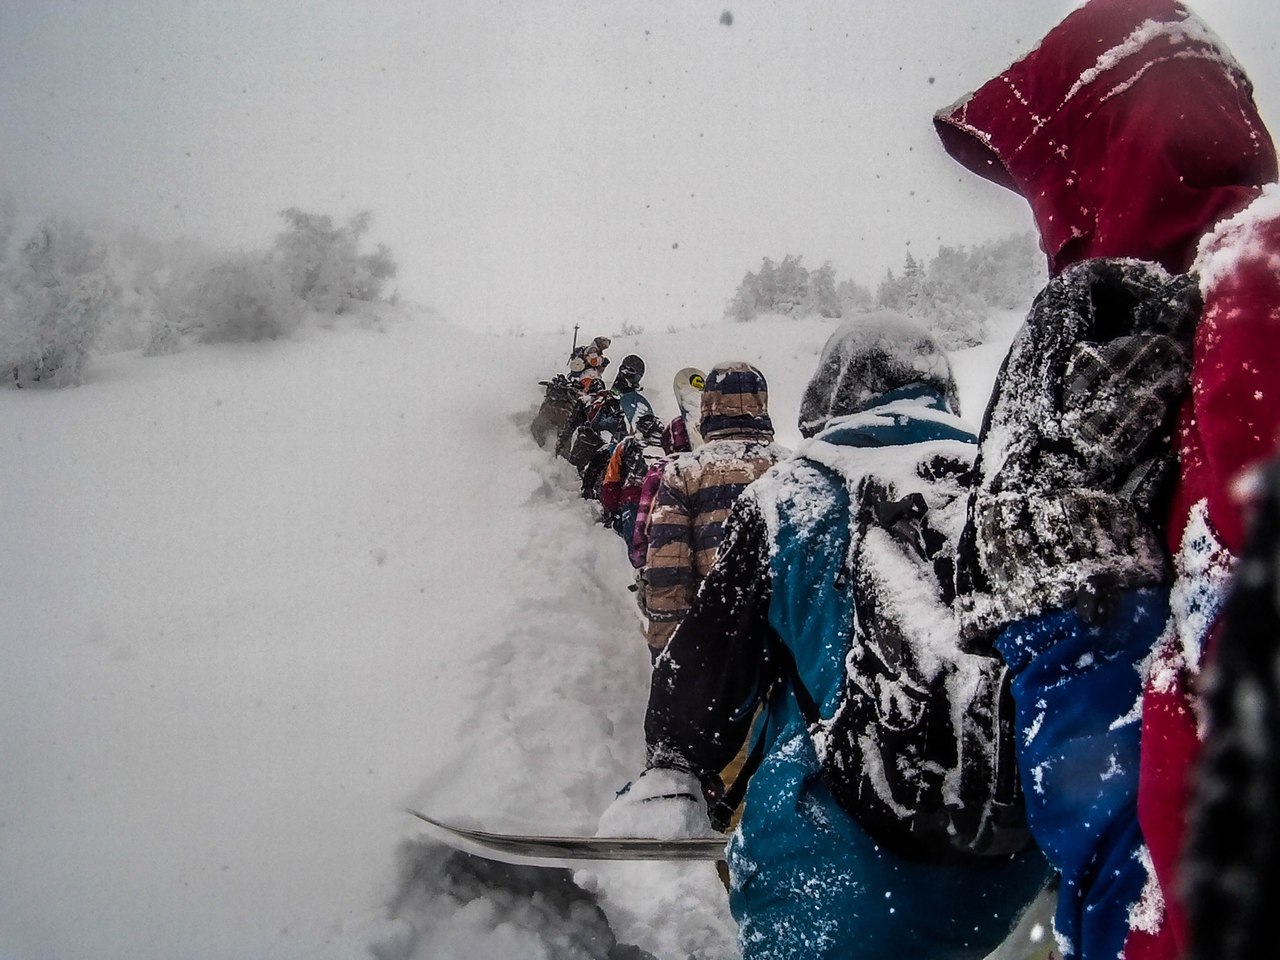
[992,589,1166,960]
[647,387,1049,960]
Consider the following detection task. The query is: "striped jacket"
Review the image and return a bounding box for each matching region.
[642,362,787,651]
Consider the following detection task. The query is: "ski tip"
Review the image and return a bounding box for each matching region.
[404,808,729,862]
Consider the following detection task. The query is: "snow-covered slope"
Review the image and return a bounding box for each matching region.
[0,305,1023,960]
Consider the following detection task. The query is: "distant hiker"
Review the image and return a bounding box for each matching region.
[934,2,1280,957]
[530,373,581,449]
[641,361,786,655]
[568,335,611,389]
[627,427,690,570]
[554,377,610,471]
[557,355,655,501]
[627,372,701,570]
[604,316,1049,960]
[578,356,654,502]
[600,412,668,542]
[604,354,649,424]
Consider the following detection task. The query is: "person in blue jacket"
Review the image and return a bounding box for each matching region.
[602,314,1049,960]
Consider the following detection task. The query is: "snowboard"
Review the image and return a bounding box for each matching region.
[617,390,655,431]
[407,808,727,863]
[673,367,706,448]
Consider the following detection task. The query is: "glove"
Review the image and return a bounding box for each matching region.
[595,767,720,839]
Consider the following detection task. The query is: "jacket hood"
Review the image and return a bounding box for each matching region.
[812,385,974,450]
[700,361,774,440]
[934,0,1276,275]
[798,312,959,438]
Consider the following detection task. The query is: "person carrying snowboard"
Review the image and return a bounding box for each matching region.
[568,335,611,389]
[577,355,653,502]
[933,2,1280,956]
[554,376,610,471]
[600,412,668,543]
[601,315,1049,960]
[640,361,786,655]
[530,373,581,449]
[627,370,702,570]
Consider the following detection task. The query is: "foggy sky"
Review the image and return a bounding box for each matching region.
[3,0,1278,333]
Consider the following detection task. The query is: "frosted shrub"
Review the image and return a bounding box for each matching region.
[273,208,397,313]
[191,254,302,343]
[0,218,118,388]
[0,192,16,262]
[142,315,183,356]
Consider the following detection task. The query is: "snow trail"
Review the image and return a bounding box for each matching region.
[0,304,1023,959]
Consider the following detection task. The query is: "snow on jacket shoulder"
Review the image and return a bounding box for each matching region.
[642,436,785,651]
[645,388,1047,960]
[642,362,786,652]
[1173,187,1280,555]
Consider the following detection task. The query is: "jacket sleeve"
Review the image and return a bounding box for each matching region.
[629,462,666,569]
[642,459,696,650]
[645,494,776,776]
[1190,224,1280,554]
[599,441,627,512]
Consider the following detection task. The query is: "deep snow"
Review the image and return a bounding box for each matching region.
[0,305,1034,959]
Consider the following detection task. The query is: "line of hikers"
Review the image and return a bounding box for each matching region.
[533,3,1280,959]
[532,340,789,663]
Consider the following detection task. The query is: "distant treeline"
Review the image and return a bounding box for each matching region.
[725,234,1046,348]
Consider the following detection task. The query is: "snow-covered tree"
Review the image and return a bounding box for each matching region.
[272,208,397,313]
[0,217,119,387]
[726,254,844,320]
[836,277,874,314]
[876,268,906,312]
[873,233,1045,348]
[772,254,810,315]
[808,260,842,318]
[0,192,17,263]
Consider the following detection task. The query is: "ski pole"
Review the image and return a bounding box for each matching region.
[572,323,580,354]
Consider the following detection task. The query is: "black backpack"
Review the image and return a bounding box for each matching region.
[718,451,1032,863]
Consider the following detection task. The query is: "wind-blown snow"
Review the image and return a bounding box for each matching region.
[0,304,1026,959]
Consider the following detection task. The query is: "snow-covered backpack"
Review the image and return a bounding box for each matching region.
[730,446,1032,862]
[822,455,1029,861]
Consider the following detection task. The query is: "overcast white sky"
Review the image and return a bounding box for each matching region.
[2,0,1279,333]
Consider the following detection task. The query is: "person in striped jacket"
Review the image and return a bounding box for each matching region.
[642,362,787,656]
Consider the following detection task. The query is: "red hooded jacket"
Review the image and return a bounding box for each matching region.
[936,1,1280,955]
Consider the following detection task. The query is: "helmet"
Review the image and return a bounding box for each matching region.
[613,354,645,391]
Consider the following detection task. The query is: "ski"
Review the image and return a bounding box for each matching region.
[406,808,728,862]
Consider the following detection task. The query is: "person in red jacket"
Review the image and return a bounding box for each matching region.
[935,1,1280,957]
